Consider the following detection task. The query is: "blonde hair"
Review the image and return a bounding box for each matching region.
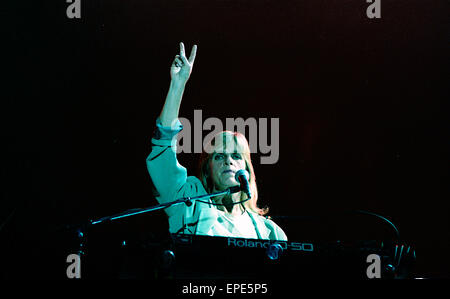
[197,131,268,216]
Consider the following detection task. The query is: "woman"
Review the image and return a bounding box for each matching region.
[147,42,287,240]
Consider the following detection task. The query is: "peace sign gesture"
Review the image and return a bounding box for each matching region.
[170,42,197,84]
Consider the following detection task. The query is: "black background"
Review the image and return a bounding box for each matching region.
[2,0,448,279]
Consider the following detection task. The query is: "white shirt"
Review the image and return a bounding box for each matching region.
[207,209,259,239]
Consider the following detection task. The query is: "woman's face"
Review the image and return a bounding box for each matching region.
[208,142,247,191]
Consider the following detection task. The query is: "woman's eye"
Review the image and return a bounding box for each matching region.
[214,154,224,160]
[232,153,242,160]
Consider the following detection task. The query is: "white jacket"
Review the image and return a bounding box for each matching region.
[146,118,287,241]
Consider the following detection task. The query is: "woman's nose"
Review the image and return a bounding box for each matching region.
[224,155,233,165]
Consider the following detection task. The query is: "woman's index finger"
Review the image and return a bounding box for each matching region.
[179,42,186,57]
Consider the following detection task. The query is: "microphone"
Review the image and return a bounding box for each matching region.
[235,169,251,199]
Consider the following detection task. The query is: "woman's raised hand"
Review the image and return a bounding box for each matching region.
[170,42,197,84]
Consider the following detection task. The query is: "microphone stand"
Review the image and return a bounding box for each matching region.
[69,185,242,257]
[89,185,241,225]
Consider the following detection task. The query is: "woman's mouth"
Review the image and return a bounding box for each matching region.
[222,170,235,175]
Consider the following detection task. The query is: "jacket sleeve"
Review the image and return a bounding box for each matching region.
[146,117,187,216]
